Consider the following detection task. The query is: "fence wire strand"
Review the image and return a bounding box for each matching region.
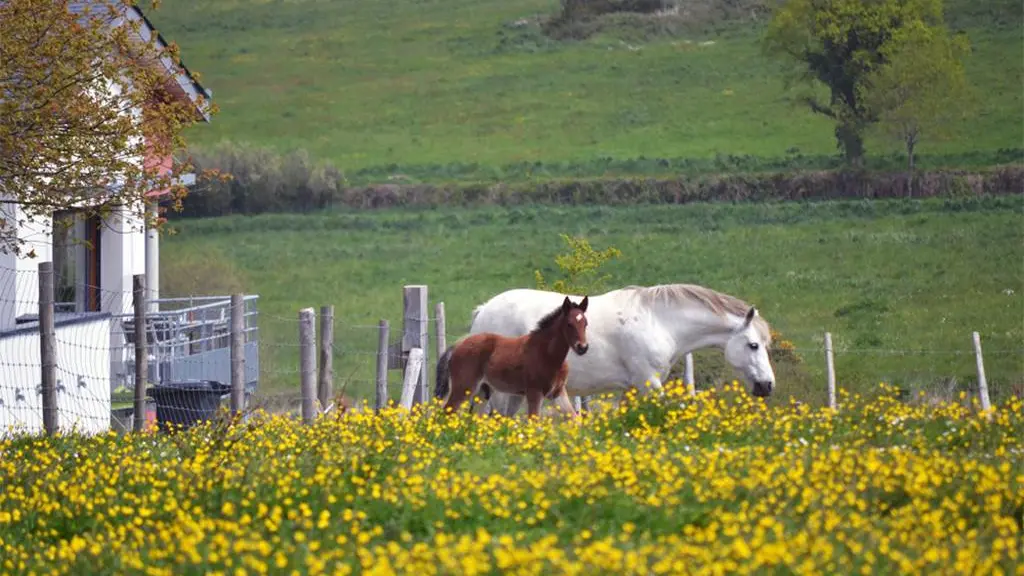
[3,257,1022,435]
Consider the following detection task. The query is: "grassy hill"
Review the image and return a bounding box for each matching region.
[161,196,1024,406]
[150,0,1023,409]
[150,0,1023,184]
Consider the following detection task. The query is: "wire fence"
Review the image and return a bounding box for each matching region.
[227,287,1024,422]
[3,260,1021,437]
[2,263,117,435]
[1,259,261,437]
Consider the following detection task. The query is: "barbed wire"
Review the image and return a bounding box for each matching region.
[788,346,1021,355]
[2,250,1021,435]
[251,312,1021,418]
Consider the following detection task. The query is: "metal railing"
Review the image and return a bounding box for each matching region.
[113,295,260,394]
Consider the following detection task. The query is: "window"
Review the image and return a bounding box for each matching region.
[51,211,102,313]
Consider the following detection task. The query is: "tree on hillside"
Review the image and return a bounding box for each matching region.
[761,0,956,167]
[0,0,216,255]
[864,24,973,185]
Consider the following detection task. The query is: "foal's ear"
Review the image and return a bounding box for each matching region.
[743,306,757,327]
[579,296,589,312]
[562,296,572,312]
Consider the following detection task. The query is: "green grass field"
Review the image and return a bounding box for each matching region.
[161,196,1024,406]
[149,0,1023,182]
[5,386,1022,574]
[4,383,1019,569]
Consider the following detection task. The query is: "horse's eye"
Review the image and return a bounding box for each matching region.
[748,342,759,351]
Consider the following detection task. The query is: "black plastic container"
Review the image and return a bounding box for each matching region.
[149,380,230,431]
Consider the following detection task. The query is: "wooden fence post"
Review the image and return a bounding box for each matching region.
[230,294,245,414]
[375,320,390,411]
[684,352,695,396]
[434,301,447,363]
[318,305,334,411]
[132,274,148,432]
[299,307,316,424]
[399,348,424,410]
[972,331,991,412]
[824,332,836,410]
[38,262,57,435]
[402,285,429,404]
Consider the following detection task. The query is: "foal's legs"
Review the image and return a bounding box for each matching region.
[478,389,525,417]
[548,366,579,420]
[524,389,544,419]
[443,365,482,414]
[467,382,492,414]
[443,379,471,413]
[496,393,525,417]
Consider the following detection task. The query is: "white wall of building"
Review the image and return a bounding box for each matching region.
[0,201,56,327]
[0,203,146,322]
[0,316,112,436]
[1,199,149,395]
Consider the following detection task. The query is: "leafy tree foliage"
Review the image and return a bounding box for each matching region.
[762,0,957,166]
[0,0,215,254]
[864,23,973,181]
[535,234,623,296]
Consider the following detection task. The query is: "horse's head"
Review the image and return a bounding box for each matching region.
[723,307,775,398]
[561,295,590,356]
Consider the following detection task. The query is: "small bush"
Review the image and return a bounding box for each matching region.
[181,141,347,218]
[542,0,769,41]
[534,233,624,295]
[171,144,1024,220]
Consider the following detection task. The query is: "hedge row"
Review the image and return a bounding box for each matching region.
[174,165,1024,218]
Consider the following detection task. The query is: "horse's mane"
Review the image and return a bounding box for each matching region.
[621,283,773,342]
[530,303,569,335]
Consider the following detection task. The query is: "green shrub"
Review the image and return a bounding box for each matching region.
[534,234,624,295]
[172,144,1024,220]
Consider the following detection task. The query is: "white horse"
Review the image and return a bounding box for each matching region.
[434,283,777,417]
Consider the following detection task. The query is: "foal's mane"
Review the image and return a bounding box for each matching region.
[530,303,570,335]
[622,283,773,342]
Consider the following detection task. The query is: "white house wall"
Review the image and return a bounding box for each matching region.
[0,200,55,325]
[0,202,146,316]
[103,204,147,392]
[0,251,13,332]
[104,206,148,301]
[0,201,17,332]
[0,316,112,436]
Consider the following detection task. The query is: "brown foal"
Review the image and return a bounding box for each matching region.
[439,296,590,418]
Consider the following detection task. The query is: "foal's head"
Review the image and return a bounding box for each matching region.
[532,296,590,355]
[560,296,590,355]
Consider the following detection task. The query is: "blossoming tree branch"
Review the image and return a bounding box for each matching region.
[0,0,219,255]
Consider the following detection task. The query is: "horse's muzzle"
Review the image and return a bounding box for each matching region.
[574,343,589,355]
[752,380,773,398]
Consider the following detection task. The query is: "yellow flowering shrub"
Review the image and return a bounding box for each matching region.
[768,329,801,364]
[1,382,1021,575]
[533,233,622,296]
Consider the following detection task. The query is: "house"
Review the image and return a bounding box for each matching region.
[0,1,258,435]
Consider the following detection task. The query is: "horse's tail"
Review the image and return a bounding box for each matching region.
[434,344,456,401]
[435,306,485,402]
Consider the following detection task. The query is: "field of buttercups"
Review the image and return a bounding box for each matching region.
[1,381,1021,576]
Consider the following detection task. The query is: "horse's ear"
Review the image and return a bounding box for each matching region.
[743,307,757,327]
[579,296,589,312]
[562,296,572,312]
